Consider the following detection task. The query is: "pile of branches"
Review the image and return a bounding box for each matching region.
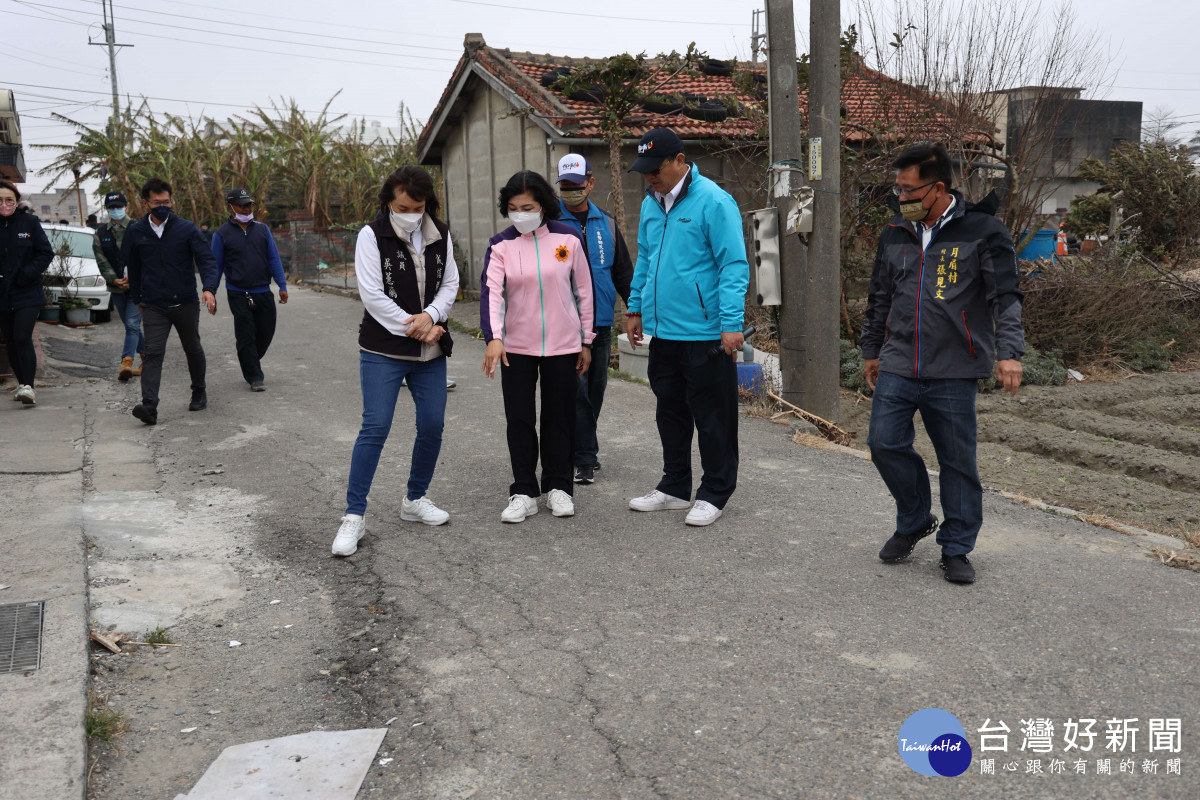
[1021,247,1200,370]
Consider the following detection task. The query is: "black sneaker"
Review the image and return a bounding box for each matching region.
[940,554,976,584]
[250,380,265,392]
[132,404,158,426]
[574,465,595,485]
[878,514,938,563]
[189,391,207,411]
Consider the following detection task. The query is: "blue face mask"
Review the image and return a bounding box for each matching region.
[150,205,170,222]
[108,207,126,221]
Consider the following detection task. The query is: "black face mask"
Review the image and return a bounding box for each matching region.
[150,205,171,222]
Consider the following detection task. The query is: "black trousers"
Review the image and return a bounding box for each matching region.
[0,306,39,386]
[647,337,739,509]
[140,303,205,409]
[500,352,578,497]
[226,290,276,384]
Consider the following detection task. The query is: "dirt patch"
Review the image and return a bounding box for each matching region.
[836,369,1200,539]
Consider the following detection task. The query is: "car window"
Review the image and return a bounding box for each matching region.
[45,228,96,259]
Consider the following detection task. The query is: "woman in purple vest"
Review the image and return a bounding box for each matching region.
[332,166,460,557]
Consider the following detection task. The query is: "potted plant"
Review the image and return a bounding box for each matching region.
[38,288,60,323]
[60,295,92,325]
[49,238,93,325]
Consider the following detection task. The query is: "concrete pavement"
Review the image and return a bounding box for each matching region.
[2,286,1198,799]
[0,359,88,800]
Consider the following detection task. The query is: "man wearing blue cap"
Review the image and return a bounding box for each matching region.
[93,191,145,382]
[624,127,749,527]
[555,153,634,485]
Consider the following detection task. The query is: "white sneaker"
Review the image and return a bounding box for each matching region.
[685,500,723,527]
[331,514,366,556]
[501,494,538,523]
[401,496,449,526]
[547,488,574,517]
[15,384,36,406]
[628,489,690,512]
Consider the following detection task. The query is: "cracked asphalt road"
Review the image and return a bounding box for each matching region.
[72,285,1199,799]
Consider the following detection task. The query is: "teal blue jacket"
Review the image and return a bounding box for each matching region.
[628,163,748,339]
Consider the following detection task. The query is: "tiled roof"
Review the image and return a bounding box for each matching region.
[420,40,995,152]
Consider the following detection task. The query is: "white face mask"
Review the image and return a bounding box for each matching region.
[508,211,542,234]
[390,211,423,233]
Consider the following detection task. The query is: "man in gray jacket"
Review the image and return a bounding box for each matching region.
[861,142,1025,584]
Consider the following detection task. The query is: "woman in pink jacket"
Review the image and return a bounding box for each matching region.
[481,171,595,523]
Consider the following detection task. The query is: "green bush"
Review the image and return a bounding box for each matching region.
[839,339,870,394]
[1122,340,1172,372]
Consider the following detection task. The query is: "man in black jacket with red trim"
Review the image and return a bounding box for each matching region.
[861,142,1025,584]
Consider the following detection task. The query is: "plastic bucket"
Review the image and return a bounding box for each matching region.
[1017,229,1057,261]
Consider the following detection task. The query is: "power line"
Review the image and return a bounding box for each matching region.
[442,0,751,26]
[5,3,457,72]
[1,79,408,120]
[5,50,102,77]
[65,0,462,56]
[90,0,474,43]
[20,0,459,63]
[7,41,102,73]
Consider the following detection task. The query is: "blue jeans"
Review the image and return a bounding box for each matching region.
[345,351,447,515]
[575,326,611,468]
[111,293,146,360]
[867,371,982,557]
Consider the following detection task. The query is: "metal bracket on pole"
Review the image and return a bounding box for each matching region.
[750,208,781,306]
[768,163,814,237]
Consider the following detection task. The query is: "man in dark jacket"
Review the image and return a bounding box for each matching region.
[554,154,634,485]
[861,142,1025,584]
[93,191,145,381]
[122,178,220,425]
[211,187,288,392]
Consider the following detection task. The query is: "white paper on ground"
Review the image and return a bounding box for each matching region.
[180,728,388,799]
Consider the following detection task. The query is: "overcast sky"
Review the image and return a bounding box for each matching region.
[8,0,1200,197]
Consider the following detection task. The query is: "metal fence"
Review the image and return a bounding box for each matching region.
[274,223,361,291]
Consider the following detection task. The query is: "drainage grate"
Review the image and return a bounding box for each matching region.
[1,601,45,674]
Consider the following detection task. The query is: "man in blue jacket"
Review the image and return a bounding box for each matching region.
[211,187,288,392]
[123,178,220,425]
[624,128,750,527]
[555,154,634,485]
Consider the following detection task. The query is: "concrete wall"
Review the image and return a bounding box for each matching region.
[438,82,764,292]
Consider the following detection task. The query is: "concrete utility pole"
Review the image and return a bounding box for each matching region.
[805,0,842,421]
[764,0,812,413]
[88,0,132,131]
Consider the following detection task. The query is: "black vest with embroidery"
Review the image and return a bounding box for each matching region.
[358,216,454,359]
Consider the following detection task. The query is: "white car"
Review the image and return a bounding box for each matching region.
[42,223,112,321]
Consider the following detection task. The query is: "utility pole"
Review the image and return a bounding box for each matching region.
[750,8,766,63]
[805,0,842,421]
[88,0,132,132]
[764,0,811,412]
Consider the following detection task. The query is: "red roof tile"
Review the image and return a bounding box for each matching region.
[420,43,994,157]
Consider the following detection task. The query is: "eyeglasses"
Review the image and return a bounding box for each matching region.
[646,156,681,177]
[892,181,936,199]
[0,198,17,206]
[149,199,174,207]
